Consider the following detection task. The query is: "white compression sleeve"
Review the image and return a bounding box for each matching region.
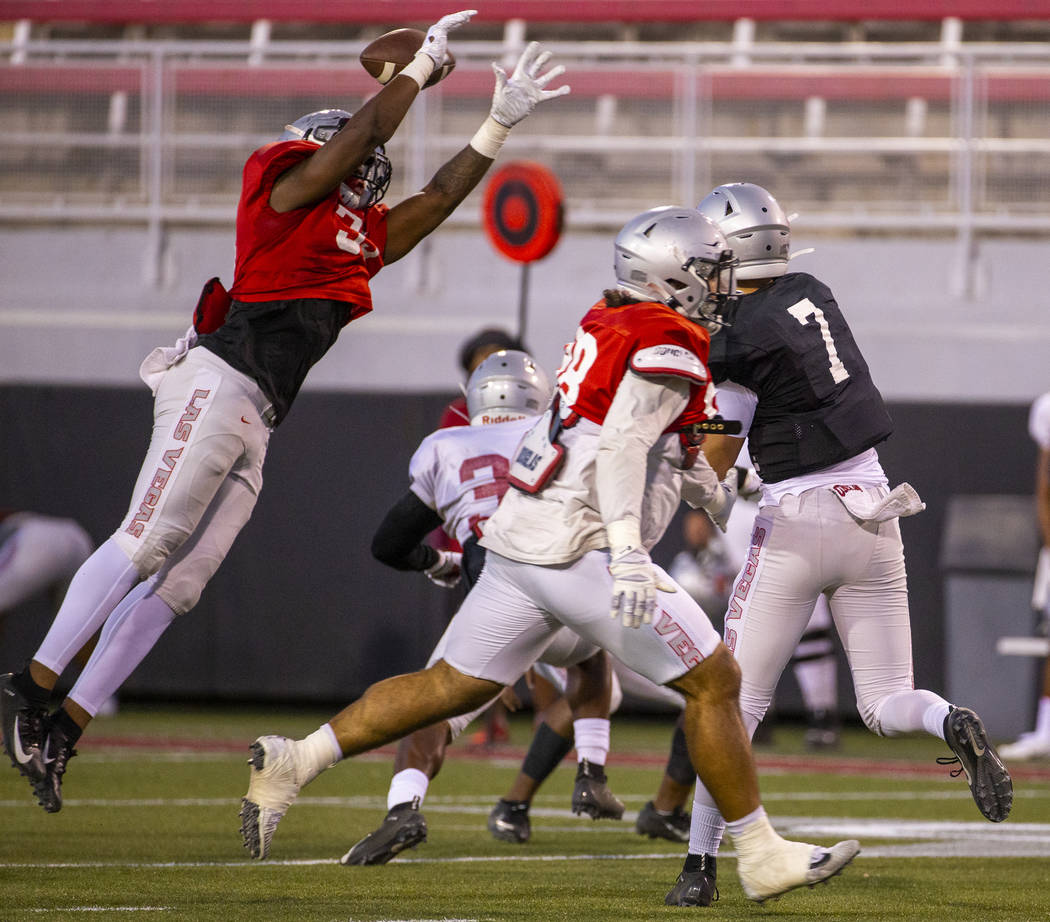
[595,370,689,535]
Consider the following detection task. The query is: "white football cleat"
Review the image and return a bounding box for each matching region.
[733,816,860,903]
[999,732,1050,761]
[239,735,305,860]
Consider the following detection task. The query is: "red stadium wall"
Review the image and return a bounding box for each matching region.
[0,1,1045,23]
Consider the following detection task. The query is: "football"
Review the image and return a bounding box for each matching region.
[359,28,456,89]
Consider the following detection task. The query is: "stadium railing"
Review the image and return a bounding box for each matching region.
[1,28,1048,291]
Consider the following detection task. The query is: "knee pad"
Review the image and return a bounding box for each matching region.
[152,552,214,615]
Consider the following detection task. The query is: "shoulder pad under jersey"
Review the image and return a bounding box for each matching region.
[630,344,707,383]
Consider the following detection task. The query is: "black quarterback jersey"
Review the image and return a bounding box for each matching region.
[708,272,893,483]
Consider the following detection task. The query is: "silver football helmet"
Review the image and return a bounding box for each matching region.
[697,182,790,280]
[279,108,391,209]
[465,350,551,426]
[613,206,738,331]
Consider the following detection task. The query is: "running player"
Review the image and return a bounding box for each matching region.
[343,350,622,864]
[663,182,1012,907]
[240,206,860,905]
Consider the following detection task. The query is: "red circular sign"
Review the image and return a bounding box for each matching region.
[482,161,564,263]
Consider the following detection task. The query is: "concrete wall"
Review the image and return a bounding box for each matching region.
[0,382,1039,725]
[1,225,1047,404]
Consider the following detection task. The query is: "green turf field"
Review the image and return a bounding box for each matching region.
[3,706,1049,921]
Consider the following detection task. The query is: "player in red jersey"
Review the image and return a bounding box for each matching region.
[0,10,571,814]
[240,206,860,905]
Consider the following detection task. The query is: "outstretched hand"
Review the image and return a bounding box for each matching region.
[490,42,571,128]
[420,9,477,66]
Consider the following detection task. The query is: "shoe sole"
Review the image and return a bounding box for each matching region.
[239,739,291,860]
[239,798,264,859]
[664,874,717,907]
[946,709,1013,823]
[572,801,625,820]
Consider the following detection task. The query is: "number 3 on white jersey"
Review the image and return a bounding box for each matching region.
[787,299,850,384]
[556,328,598,416]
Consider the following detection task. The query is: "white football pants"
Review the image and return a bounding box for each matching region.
[440,548,723,689]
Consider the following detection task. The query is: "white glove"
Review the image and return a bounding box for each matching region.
[606,519,676,629]
[702,475,739,533]
[489,41,571,128]
[609,546,658,629]
[425,549,462,589]
[734,466,763,502]
[420,9,476,66]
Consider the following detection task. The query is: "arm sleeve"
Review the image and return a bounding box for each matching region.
[711,380,758,432]
[679,452,723,509]
[595,370,690,535]
[371,491,444,571]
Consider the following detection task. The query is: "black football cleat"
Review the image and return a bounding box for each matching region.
[340,799,428,865]
[938,706,1013,823]
[635,800,690,843]
[665,854,718,907]
[37,717,77,814]
[571,759,625,820]
[488,798,531,843]
[1,673,49,798]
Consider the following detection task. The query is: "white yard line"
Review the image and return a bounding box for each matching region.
[4,814,1050,867]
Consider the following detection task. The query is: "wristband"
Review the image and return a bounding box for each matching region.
[469,115,511,159]
[397,52,436,90]
[606,518,643,554]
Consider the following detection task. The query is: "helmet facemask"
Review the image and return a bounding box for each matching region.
[280,109,392,209]
[682,250,739,332]
[339,147,392,209]
[613,207,739,331]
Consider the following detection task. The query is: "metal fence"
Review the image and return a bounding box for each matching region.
[3,36,1049,268]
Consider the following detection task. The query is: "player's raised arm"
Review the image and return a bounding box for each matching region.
[270,10,476,213]
[383,42,570,264]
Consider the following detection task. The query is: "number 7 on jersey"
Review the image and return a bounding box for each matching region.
[787,298,850,384]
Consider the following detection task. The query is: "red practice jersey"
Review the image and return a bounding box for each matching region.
[229,140,388,318]
[556,299,717,432]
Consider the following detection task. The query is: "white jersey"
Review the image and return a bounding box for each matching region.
[482,414,693,565]
[408,417,533,548]
[1029,391,1050,450]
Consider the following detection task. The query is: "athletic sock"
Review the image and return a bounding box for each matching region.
[387,768,430,810]
[292,724,342,785]
[689,802,726,855]
[1035,696,1050,736]
[573,717,610,765]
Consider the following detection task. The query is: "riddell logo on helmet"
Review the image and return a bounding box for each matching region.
[480,412,525,425]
